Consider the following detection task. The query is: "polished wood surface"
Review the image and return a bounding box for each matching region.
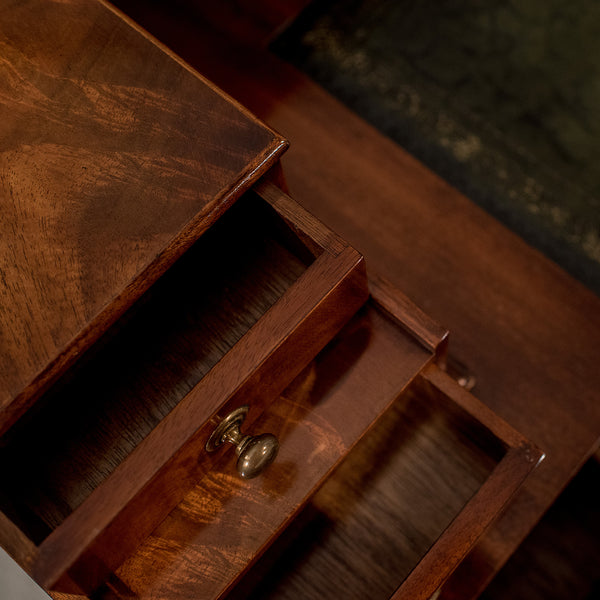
[1,195,310,538]
[0,182,368,592]
[392,366,542,600]
[86,287,539,600]
[369,274,449,360]
[102,300,436,600]
[108,4,600,596]
[0,0,286,436]
[225,363,539,600]
[480,458,600,600]
[6,2,598,597]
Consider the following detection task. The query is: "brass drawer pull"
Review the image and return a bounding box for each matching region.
[205,406,279,479]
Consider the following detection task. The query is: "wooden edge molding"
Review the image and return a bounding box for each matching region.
[393,445,541,600]
[254,179,348,257]
[369,274,449,360]
[0,140,289,440]
[390,365,544,600]
[421,364,542,453]
[98,0,289,143]
[0,510,37,571]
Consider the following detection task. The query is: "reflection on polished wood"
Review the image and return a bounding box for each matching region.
[0,0,286,437]
[105,302,435,600]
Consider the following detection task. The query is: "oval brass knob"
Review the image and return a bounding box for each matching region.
[205,406,279,479]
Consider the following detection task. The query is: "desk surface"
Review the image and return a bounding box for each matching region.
[106,3,600,598]
[0,0,286,435]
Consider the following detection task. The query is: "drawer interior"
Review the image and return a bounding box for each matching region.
[228,375,507,600]
[0,192,315,544]
[97,293,536,600]
[106,302,435,600]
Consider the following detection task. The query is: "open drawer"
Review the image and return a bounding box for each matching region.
[0,181,368,594]
[226,363,542,600]
[95,281,542,600]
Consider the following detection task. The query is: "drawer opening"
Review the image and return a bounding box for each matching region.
[0,192,316,545]
[227,374,507,600]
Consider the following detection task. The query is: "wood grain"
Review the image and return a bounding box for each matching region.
[107,11,600,596]
[0,0,286,436]
[6,1,597,597]
[369,273,449,360]
[11,187,367,592]
[478,459,600,600]
[0,195,309,539]
[254,179,347,258]
[0,510,37,571]
[99,303,434,600]
[89,293,538,600]
[40,249,366,593]
[391,366,543,600]
[224,363,537,600]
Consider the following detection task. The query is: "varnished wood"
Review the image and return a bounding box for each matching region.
[222,364,539,600]
[420,364,530,451]
[94,289,539,600]
[394,444,541,600]
[1,195,310,538]
[391,365,542,600]
[0,510,36,571]
[45,193,365,592]
[479,459,600,600]
[102,302,435,600]
[254,179,346,257]
[106,10,600,596]
[40,244,366,593]
[265,163,292,195]
[369,274,449,360]
[5,2,597,597]
[0,177,368,593]
[0,0,286,437]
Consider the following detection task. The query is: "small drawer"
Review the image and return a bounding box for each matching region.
[103,284,542,600]
[0,181,368,594]
[230,363,542,600]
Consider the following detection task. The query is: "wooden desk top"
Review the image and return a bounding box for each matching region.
[0,0,286,435]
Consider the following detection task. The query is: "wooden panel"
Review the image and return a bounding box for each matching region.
[99,302,434,600]
[0,511,36,571]
[89,285,538,600]
[391,366,542,600]
[105,11,600,596]
[0,0,286,436]
[41,249,365,593]
[369,274,449,360]
[477,458,600,600]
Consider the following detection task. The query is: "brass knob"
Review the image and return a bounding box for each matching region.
[205,406,279,479]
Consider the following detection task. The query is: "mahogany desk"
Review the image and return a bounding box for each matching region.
[107,1,600,598]
[1,1,597,599]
